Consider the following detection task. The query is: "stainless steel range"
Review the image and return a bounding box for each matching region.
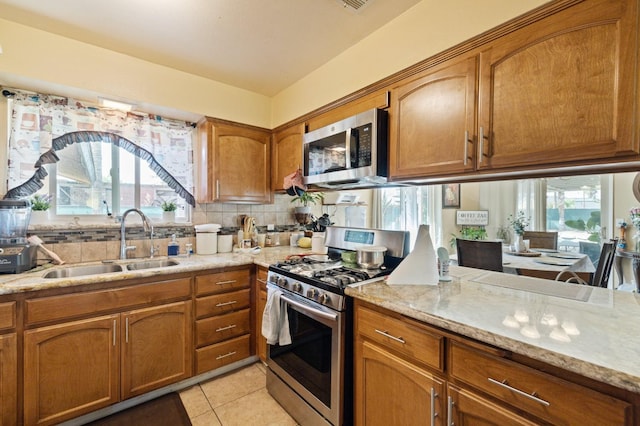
[265,226,409,426]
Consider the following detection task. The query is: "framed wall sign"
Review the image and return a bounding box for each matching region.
[442,183,460,208]
[456,210,489,226]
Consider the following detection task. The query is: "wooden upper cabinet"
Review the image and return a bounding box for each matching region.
[477,0,639,170]
[196,118,271,204]
[389,55,478,179]
[272,123,304,192]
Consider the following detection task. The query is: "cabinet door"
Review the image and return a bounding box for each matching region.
[196,118,271,203]
[354,339,444,426]
[24,315,120,426]
[272,123,304,192]
[447,384,539,426]
[255,266,268,362]
[478,0,639,170]
[0,333,16,426]
[121,301,193,399]
[389,56,477,179]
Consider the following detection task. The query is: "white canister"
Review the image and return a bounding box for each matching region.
[217,234,233,253]
[196,232,218,254]
[311,232,328,254]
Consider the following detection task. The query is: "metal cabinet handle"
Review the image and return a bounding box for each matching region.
[216,179,220,198]
[125,317,129,343]
[374,329,405,344]
[256,278,267,284]
[216,351,237,360]
[216,279,237,285]
[479,126,485,164]
[215,300,237,307]
[447,395,454,426]
[113,319,117,347]
[430,388,439,426]
[488,377,550,406]
[216,324,237,332]
[463,131,471,166]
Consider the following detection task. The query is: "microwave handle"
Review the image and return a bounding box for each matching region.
[345,127,352,169]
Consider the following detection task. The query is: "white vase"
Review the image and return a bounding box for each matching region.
[162,211,175,223]
[30,210,50,225]
[513,234,526,252]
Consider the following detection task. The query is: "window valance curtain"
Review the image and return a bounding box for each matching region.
[4,89,195,206]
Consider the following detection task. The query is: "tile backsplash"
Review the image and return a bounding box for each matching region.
[28,193,323,264]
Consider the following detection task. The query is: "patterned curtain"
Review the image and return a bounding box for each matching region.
[5,89,195,206]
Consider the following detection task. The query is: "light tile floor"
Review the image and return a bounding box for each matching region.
[179,363,298,426]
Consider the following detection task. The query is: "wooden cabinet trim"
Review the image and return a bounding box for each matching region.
[25,277,192,326]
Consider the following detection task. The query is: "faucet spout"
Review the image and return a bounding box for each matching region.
[120,208,154,260]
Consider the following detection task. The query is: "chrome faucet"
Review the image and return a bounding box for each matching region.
[120,208,155,259]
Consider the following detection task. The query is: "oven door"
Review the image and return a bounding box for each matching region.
[266,285,344,425]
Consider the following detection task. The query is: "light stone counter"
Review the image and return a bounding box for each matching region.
[345,265,640,394]
[0,246,308,295]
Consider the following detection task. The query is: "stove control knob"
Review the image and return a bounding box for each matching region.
[277,276,288,287]
[307,288,319,299]
[319,293,330,305]
[292,282,302,292]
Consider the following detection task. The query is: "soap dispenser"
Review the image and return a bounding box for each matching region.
[168,234,180,256]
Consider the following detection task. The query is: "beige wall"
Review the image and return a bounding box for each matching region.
[271,0,549,126]
[0,1,549,129]
[0,18,272,127]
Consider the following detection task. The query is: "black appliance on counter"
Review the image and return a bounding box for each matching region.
[265,226,410,426]
[0,199,37,274]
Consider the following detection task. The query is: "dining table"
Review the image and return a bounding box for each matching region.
[501,248,595,275]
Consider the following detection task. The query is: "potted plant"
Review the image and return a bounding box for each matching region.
[161,200,177,222]
[507,210,530,252]
[290,191,324,225]
[30,194,52,223]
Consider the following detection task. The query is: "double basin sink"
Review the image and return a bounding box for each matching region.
[42,259,180,279]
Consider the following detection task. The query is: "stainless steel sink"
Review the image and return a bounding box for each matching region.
[125,259,180,271]
[43,263,124,279]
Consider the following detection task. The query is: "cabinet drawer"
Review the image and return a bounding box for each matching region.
[0,302,16,330]
[195,334,251,374]
[256,267,268,291]
[196,309,251,347]
[356,305,444,371]
[196,289,250,318]
[25,278,192,325]
[449,341,631,425]
[196,269,250,296]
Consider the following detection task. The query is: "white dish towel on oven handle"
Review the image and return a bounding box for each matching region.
[261,287,292,346]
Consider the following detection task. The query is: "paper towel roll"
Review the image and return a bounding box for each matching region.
[386,224,439,285]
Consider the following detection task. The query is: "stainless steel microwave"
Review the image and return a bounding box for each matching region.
[303,108,388,188]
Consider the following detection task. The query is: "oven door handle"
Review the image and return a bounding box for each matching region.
[279,294,338,322]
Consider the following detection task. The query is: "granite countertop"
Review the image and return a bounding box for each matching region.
[0,246,307,295]
[345,265,640,394]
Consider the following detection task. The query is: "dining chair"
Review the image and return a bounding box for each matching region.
[579,241,602,268]
[556,239,618,288]
[522,231,558,250]
[455,239,503,272]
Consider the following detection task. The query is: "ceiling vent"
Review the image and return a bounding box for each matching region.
[336,0,371,11]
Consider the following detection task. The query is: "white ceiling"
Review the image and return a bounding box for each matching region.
[0,0,420,97]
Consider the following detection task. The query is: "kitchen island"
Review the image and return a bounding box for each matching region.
[346,264,640,424]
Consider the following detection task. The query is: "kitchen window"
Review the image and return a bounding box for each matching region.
[4,89,195,222]
[374,185,441,249]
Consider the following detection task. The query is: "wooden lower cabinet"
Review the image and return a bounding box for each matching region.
[0,333,17,426]
[355,338,444,426]
[121,301,193,399]
[255,266,268,362]
[354,300,636,425]
[24,301,193,425]
[447,384,538,426]
[24,314,120,426]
